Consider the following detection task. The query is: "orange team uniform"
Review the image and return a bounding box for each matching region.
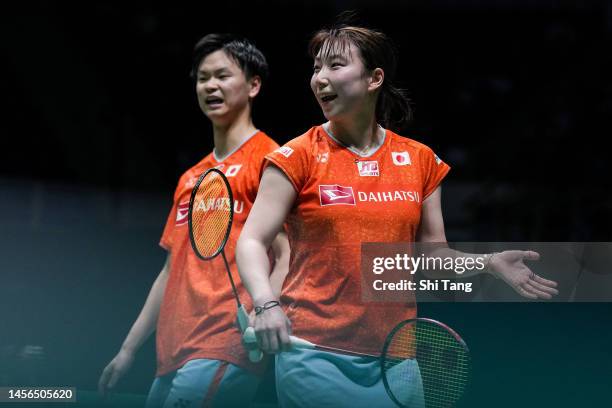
[265,125,450,356]
[157,131,278,376]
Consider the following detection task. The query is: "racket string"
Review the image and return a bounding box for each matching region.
[190,174,233,259]
[383,321,469,408]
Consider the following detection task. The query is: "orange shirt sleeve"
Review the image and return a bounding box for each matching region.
[248,137,280,202]
[159,204,176,251]
[159,172,190,250]
[264,134,312,193]
[420,146,451,199]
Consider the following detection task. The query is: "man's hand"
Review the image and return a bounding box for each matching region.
[98,349,135,396]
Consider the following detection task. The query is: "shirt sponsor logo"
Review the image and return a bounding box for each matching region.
[357,161,379,176]
[234,201,244,214]
[319,185,356,206]
[316,152,329,163]
[193,197,231,212]
[392,151,411,166]
[225,164,242,177]
[276,146,294,158]
[357,190,420,203]
[192,198,244,214]
[175,201,189,226]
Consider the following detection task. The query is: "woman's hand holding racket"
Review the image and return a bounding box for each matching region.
[252,304,293,352]
[242,305,318,355]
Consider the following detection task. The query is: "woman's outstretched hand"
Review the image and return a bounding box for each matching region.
[489,250,558,299]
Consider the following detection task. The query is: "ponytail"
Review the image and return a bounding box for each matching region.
[310,24,413,131]
[377,82,412,131]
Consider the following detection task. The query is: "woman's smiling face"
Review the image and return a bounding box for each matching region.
[310,41,374,121]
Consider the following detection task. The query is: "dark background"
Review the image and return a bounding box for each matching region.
[1,1,611,407]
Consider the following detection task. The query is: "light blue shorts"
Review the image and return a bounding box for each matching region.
[275,348,424,408]
[145,358,261,408]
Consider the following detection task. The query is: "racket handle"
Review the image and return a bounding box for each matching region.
[242,327,264,362]
[248,348,264,363]
[237,305,250,334]
[242,327,316,350]
[237,309,264,363]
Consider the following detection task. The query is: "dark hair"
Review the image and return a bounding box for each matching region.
[190,33,269,84]
[309,25,412,130]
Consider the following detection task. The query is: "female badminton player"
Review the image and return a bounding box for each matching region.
[236,22,558,407]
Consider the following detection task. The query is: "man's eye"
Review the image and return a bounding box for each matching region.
[331,62,343,68]
[313,66,321,73]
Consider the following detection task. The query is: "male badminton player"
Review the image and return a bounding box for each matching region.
[98,34,289,408]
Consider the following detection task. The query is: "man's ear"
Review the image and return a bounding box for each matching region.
[368,68,384,92]
[248,75,262,98]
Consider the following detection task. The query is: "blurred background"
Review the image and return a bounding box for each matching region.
[1,0,611,406]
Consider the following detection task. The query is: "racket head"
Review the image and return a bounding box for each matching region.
[188,167,234,260]
[381,318,470,408]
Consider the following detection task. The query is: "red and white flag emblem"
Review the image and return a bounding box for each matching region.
[392,151,411,166]
[319,185,356,206]
[225,164,242,177]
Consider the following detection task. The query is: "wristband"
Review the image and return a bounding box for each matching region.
[254,300,280,315]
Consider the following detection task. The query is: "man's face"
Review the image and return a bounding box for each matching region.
[195,50,258,125]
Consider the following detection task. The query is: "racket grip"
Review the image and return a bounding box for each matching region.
[238,307,264,362]
[242,327,264,362]
[248,349,263,363]
[237,304,250,334]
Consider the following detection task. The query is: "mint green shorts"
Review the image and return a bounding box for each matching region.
[145,358,261,408]
[275,348,423,408]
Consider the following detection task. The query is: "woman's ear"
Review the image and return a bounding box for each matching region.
[368,68,384,92]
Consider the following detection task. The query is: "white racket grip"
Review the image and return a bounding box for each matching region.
[242,327,316,350]
[242,327,264,362]
[237,307,264,362]
[237,305,250,334]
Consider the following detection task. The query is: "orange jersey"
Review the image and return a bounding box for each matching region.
[265,125,450,355]
[157,131,278,376]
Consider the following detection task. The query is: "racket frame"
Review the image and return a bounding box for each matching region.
[188,167,234,261]
[187,167,263,362]
[380,318,470,408]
